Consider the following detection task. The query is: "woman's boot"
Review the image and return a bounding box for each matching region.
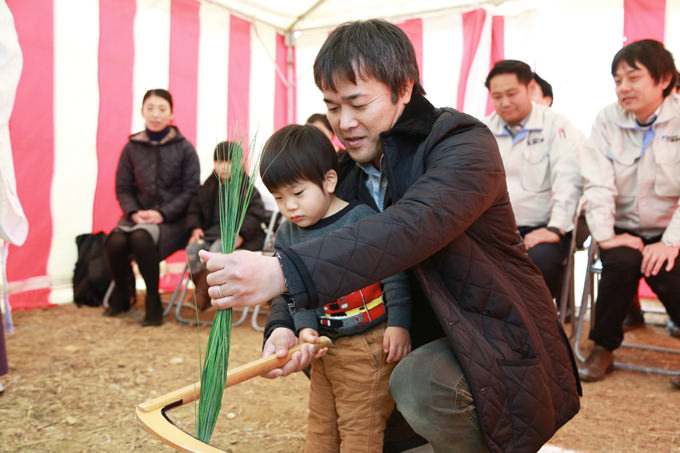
[142,292,163,326]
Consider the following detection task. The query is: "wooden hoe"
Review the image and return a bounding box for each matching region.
[136,337,332,452]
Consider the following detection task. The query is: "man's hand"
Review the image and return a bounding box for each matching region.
[641,241,679,277]
[524,227,561,250]
[598,233,644,251]
[189,228,204,244]
[383,326,411,363]
[261,327,327,378]
[199,249,287,309]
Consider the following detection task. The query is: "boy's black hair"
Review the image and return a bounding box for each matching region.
[485,60,533,89]
[313,19,425,103]
[260,124,337,191]
[142,88,173,111]
[306,113,332,132]
[611,39,678,98]
[533,72,553,103]
[213,141,243,162]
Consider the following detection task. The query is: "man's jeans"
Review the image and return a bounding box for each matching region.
[389,338,488,452]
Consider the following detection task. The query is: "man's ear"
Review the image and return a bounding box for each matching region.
[398,80,414,105]
[324,169,338,194]
[660,72,673,92]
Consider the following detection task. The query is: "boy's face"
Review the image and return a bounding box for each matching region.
[614,60,670,121]
[271,171,337,228]
[322,74,412,170]
[214,160,232,182]
[488,73,532,126]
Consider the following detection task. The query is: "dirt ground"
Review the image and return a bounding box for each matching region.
[1,296,679,452]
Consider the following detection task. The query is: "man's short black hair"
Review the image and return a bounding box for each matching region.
[611,39,678,98]
[533,72,553,103]
[260,124,338,192]
[313,19,425,103]
[485,60,533,89]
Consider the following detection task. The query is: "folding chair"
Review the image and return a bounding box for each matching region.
[572,241,680,376]
[557,217,579,326]
[558,199,588,327]
[172,209,280,329]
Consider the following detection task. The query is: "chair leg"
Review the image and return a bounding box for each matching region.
[103,281,115,308]
[575,242,680,375]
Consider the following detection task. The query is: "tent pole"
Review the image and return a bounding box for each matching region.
[285,30,296,125]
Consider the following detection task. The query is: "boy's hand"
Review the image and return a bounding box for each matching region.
[299,328,320,345]
[383,326,411,363]
[189,228,204,244]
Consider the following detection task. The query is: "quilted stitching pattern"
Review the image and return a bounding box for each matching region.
[286,106,580,452]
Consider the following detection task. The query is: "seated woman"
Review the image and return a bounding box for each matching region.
[185,142,267,310]
[104,88,200,326]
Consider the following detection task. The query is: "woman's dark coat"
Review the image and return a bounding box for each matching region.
[185,174,268,251]
[115,126,200,259]
[272,94,581,452]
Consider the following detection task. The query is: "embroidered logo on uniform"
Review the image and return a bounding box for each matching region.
[528,134,545,145]
[661,135,680,142]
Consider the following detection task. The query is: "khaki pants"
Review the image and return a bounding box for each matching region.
[304,323,396,453]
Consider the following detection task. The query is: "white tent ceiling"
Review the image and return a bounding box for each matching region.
[203,0,510,31]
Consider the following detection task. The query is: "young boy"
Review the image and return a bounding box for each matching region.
[185,141,267,309]
[260,124,411,452]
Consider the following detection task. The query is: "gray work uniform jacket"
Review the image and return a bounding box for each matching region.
[484,103,583,232]
[582,94,680,245]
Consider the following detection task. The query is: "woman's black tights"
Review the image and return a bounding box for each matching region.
[105,230,160,307]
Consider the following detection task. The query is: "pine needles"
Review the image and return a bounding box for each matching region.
[196,138,260,443]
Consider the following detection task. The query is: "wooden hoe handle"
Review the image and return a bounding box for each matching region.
[136,336,331,452]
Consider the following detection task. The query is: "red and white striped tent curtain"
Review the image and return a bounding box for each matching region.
[4,0,676,308]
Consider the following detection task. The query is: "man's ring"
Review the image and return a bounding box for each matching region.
[217,285,223,298]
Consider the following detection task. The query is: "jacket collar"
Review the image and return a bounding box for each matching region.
[383,92,436,141]
[486,102,544,136]
[613,94,679,130]
[129,125,182,145]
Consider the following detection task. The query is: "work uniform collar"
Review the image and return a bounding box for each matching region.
[488,102,542,137]
[614,95,678,130]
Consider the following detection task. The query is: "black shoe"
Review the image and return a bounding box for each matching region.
[142,317,163,327]
[104,283,131,317]
[103,306,125,317]
[142,293,163,326]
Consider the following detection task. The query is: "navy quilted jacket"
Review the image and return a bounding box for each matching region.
[114,126,200,259]
[272,93,581,452]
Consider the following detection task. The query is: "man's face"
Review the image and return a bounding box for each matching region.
[489,73,533,126]
[322,75,412,169]
[614,61,669,121]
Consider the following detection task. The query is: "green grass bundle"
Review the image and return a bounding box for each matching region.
[196,138,260,443]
